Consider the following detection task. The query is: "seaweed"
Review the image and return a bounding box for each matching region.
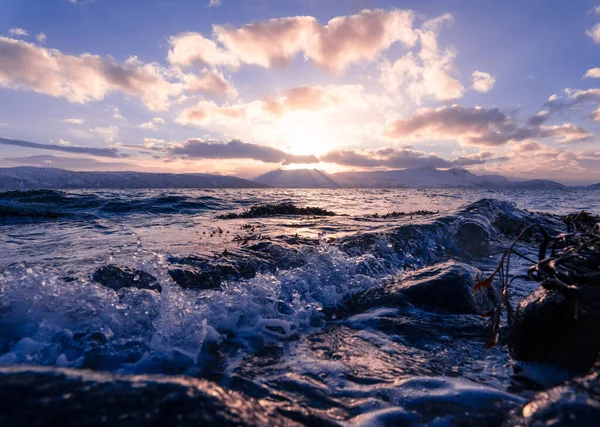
[365,210,439,219]
[475,214,600,348]
[216,203,336,219]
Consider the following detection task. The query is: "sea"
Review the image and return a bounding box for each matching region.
[1,187,599,424]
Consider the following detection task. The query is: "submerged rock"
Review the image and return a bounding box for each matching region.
[0,365,298,426]
[506,362,600,426]
[508,287,600,374]
[92,265,161,292]
[398,261,499,315]
[347,261,499,315]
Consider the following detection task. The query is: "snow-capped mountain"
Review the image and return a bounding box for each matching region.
[255,167,566,189]
[254,169,342,188]
[0,167,269,190]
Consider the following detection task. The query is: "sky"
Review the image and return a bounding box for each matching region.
[1,0,600,184]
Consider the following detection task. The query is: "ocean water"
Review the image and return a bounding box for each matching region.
[0,187,598,424]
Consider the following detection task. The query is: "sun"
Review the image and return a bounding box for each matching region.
[273,115,339,156]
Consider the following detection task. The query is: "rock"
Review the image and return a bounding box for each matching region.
[92,265,161,292]
[508,287,600,373]
[0,365,298,426]
[506,363,600,426]
[347,261,499,315]
[455,221,490,257]
[167,242,304,290]
[398,261,499,314]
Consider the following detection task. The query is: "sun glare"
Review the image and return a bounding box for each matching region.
[274,115,339,156]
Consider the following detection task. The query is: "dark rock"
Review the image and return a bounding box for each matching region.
[398,261,499,314]
[168,242,304,290]
[0,365,298,427]
[506,363,600,426]
[455,221,490,257]
[508,287,600,373]
[347,261,499,315]
[167,256,266,290]
[92,265,161,292]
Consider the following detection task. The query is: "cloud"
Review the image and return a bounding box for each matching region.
[0,136,121,157]
[0,36,181,111]
[36,33,46,43]
[169,9,416,72]
[112,106,125,120]
[176,84,378,127]
[183,69,238,99]
[139,117,165,130]
[591,107,600,121]
[208,0,221,6]
[544,88,600,119]
[9,28,28,37]
[384,105,522,146]
[91,126,119,143]
[63,118,85,124]
[472,71,495,93]
[527,110,550,126]
[0,155,133,170]
[379,14,463,103]
[514,140,544,152]
[167,32,239,68]
[587,23,600,43]
[538,123,594,143]
[263,84,366,116]
[383,104,593,146]
[167,138,503,170]
[584,68,600,78]
[176,100,247,126]
[169,138,318,164]
[320,146,500,169]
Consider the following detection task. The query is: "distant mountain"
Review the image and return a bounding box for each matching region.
[254,169,342,188]
[254,167,567,189]
[0,167,268,190]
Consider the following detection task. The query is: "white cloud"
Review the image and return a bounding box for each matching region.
[9,28,28,37]
[63,118,85,124]
[36,33,46,43]
[584,67,600,78]
[0,36,181,111]
[168,9,417,73]
[208,0,221,7]
[139,117,165,130]
[92,126,119,143]
[472,71,495,93]
[183,69,238,99]
[379,14,463,103]
[112,106,125,120]
[588,23,600,43]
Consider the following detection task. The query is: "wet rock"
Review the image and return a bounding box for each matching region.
[455,221,490,257]
[92,265,161,292]
[348,261,498,316]
[506,363,600,426]
[168,242,304,290]
[0,365,298,427]
[398,261,500,314]
[168,255,269,290]
[508,287,600,373]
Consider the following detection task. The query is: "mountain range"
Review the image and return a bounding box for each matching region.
[0,167,267,190]
[0,166,592,190]
[255,167,568,189]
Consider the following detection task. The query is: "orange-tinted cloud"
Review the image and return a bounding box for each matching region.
[169,9,416,72]
[0,36,180,111]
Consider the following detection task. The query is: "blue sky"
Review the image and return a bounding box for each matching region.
[1,0,600,183]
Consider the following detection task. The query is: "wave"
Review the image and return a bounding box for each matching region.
[0,190,229,224]
[0,199,563,375]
